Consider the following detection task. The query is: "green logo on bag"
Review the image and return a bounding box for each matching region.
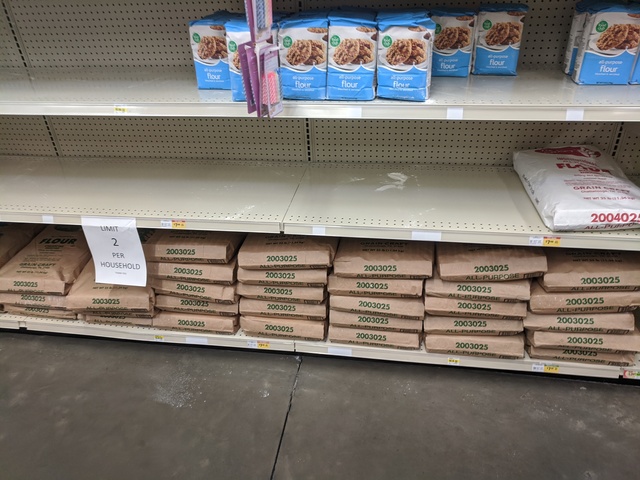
[228,40,237,53]
[382,36,393,48]
[330,35,341,47]
[483,20,492,30]
[596,21,608,33]
[192,33,201,43]
[435,24,442,35]
[283,36,293,48]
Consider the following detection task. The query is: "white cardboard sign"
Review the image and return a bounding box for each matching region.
[81,217,147,286]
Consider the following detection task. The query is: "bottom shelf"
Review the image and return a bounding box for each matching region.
[2,314,638,380]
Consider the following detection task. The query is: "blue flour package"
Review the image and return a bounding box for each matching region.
[631,50,640,84]
[572,3,640,85]
[562,0,618,75]
[225,18,251,101]
[376,11,434,101]
[278,14,329,99]
[189,11,234,89]
[431,8,476,77]
[472,4,529,76]
[327,10,378,100]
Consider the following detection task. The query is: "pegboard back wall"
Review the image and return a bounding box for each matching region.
[4,0,572,68]
[310,120,621,167]
[615,123,640,175]
[49,117,309,160]
[5,0,299,68]
[0,3,25,67]
[0,116,57,156]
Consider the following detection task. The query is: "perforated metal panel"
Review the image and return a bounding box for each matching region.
[615,123,640,175]
[6,0,299,68]
[0,1,25,67]
[302,0,574,67]
[310,120,619,165]
[49,117,308,160]
[0,116,57,156]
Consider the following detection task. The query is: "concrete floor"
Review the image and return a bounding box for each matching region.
[1,332,639,480]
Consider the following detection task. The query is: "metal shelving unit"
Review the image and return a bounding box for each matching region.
[1,0,639,379]
[1,68,639,121]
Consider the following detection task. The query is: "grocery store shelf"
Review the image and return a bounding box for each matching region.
[4,314,295,351]
[283,163,640,250]
[0,314,22,330]
[3,313,637,379]
[1,67,639,121]
[294,340,628,379]
[0,156,306,233]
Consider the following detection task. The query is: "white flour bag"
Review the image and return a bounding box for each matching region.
[513,146,640,231]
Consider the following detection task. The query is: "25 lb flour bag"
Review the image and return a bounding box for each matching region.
[513,146,640,231]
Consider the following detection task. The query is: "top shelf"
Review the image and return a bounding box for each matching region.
[1,67,639,122]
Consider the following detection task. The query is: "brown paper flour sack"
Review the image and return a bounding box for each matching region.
[141,229,245,264]
[333,238,433,279]
[241,315,326,341]
[153,311,238,334]
[235,234,336,341]
[329,310,422,333]
[529,281,640,315]
[0,292,68,309]
[146,258,237,285]
[328,274,423,298]
[424,315,523,336]
[524,311,635,335]
[331,294,425,320]
[540,249,640,292]
[155,295,238,316]
[66,262,155,314]
[237,267,328,287]
[0,225,91,295]
[82,313,153,327]
[526,346,637,367]
[436,243,547,281]
[425,333,525,359]
[4,304,77,320]
[0,223,43,268]
[237,234,338,269]
[148,277,238,304]
[329,325,421,350]
[526,328,640,354]
[423,242,534,360]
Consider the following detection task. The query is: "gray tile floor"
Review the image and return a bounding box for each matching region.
[1,331,639,480]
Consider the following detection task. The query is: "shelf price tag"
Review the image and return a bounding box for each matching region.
[529,236,561,247]
[154,335,165,342]
[114,105,129,115]
[160,219,186,229]
[247,340,270,349]
[186,336,208,345]
[81,217,147,286]
[565,108,584,121]
[532,363,560,374]
[447,358,461,366]
[328,346,352,356]
[446,107,464,120]
[623,370,640,380]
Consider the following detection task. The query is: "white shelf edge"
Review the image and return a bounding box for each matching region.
[2,68,640,122]
[293,340,626,379]
[4,314,295,351]
[2,313,636,379]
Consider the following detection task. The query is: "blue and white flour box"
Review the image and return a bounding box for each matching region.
[472,4,529,76]
[189,12,233,89]
[376,12,434,101]
[278,14,329,99]
[572,4,640,84]
[225,18,251,101]
[431,8,476,77]
[327,10,378,100]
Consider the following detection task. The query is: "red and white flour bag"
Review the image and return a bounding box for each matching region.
[513,146,640,231]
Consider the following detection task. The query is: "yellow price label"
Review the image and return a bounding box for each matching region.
[154,335,164,342]
[544,365,560,374]
[257,342,270,349]
[447,358,461,365]
[171,220,187,229]
[543,237,561,247]
[114,105,128,114]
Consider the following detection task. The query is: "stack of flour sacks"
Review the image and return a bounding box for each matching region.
[144,230,245,334]
[526,249,640,366]
[237,234,337,341]
[327,239,433,350]
[424,243,548,359]
[0,225,90,320]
